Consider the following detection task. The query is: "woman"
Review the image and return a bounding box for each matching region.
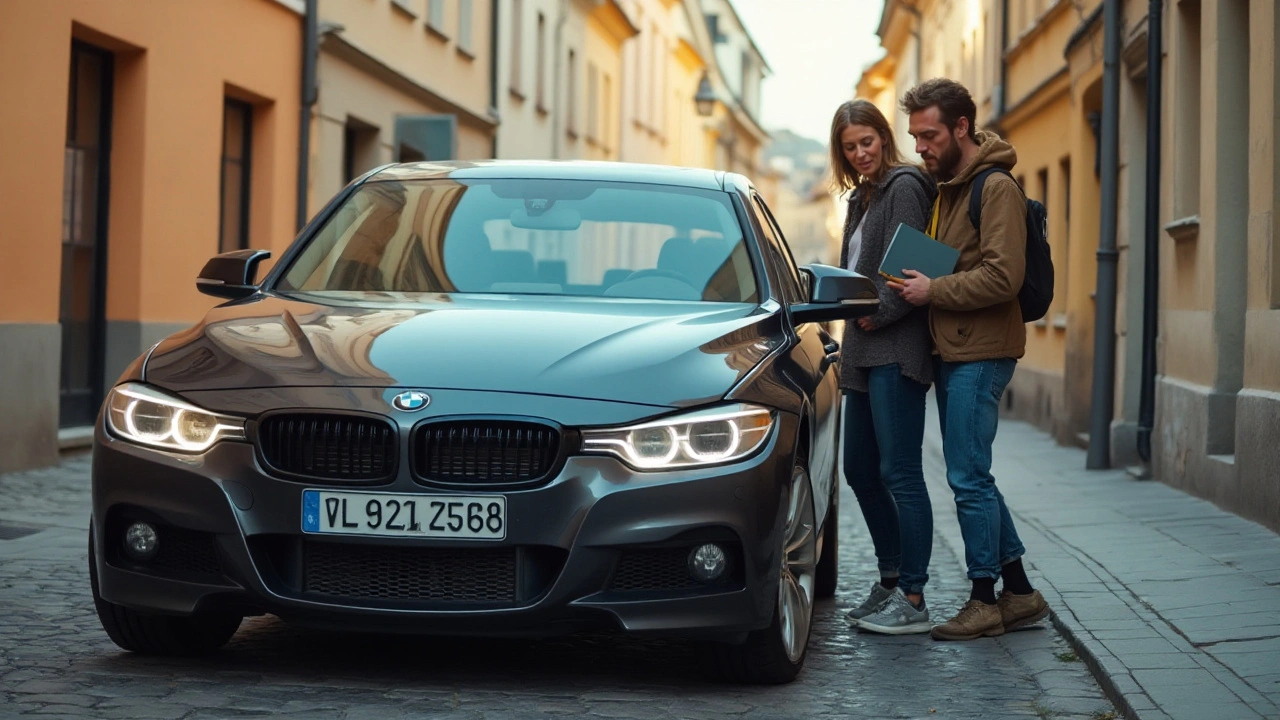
[831,99,937,635]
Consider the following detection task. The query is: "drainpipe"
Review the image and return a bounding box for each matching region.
[550,0,569,159]
[297,0,318,232]
[1086,0,1121,469]
[490,0,501,157]
[1137,0,1164,463]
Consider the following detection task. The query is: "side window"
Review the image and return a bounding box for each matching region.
[751,196,801,303]
[752,195,807,301]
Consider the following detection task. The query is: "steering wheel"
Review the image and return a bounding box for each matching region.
[624,268,698,287]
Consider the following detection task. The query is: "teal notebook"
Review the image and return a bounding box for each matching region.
[878,222,960,283]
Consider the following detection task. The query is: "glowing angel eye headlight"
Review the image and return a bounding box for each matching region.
[581,404,774,471]
[105,382,246,453]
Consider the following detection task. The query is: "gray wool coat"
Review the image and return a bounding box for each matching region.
[838,165,938,392]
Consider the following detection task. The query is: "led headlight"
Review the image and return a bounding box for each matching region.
[105,382,246,453]
[581,404,774,470]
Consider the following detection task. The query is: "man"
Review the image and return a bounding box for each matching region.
[887,78,1050,641]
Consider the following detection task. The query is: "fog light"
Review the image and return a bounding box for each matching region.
[688,543,727,583]
[124,522,158,560]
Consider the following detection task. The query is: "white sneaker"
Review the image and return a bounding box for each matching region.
[854,588,932,635]
[845,581,895,624]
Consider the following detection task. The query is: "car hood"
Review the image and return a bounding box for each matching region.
[143,292,786,408]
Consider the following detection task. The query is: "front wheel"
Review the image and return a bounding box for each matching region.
[701,461,816,684]
[89,525,242,655]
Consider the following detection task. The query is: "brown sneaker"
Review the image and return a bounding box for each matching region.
[998,590,1050,631]
[930,600,1005,641]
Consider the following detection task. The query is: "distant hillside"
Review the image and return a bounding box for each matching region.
[764,128,829,195]
[764,128,826,163]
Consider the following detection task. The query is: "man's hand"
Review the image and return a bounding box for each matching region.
[888,269,932,306]
[856,317,876,332]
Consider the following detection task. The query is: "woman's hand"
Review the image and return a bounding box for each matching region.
[856,317,876,332]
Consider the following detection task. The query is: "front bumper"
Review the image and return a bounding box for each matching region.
[90,411,798,639]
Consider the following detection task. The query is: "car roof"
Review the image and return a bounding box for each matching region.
[366,159,732,192]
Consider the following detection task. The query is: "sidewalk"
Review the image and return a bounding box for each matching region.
[921,396,1280,720]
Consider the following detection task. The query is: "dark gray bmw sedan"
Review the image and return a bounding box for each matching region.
[89,160,877,684]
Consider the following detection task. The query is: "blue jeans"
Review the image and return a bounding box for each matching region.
[934,357,1026,580]
[843,364,932,595]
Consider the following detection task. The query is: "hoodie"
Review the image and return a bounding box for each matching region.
[928,130,1027,362]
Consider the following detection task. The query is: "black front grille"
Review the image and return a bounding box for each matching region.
[610,548,703,592]
[151,527,224,578]
[412,421,561,486]
[258,414,396,481]
[303,542,517,603]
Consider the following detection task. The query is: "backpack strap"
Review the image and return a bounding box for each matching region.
[968,167,1015,230]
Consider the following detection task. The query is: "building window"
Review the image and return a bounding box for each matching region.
[427,0,446,35]
[602,72,612,151]
[658,36,668,135]
[391,0,419,19]
[509,0,523,95]
[633,7,645,123]
[536,12,547,111]
[1173,0,1202,219]
[566,48,577,138]
[586,61,599,144]
[458,0,474,56]
[219,98,252,253]
[1059,156,1071,322]
[342,118,379,184]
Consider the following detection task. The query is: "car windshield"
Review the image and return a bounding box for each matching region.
[275,178,758,303]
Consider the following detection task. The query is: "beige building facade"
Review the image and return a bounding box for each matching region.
[861,0,1280,530]
[309,0,498,211]
[0,0,303,474]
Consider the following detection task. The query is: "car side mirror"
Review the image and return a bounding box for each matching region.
[196,249,271,300]
[789,264,879,324]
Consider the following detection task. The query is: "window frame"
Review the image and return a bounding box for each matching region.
[219,98,253,253]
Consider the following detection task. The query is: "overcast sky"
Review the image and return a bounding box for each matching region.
[730,0,887,144]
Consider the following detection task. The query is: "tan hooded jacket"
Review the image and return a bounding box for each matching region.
[928,130,1026,362]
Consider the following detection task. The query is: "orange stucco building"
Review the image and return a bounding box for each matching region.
[0,0,303,473]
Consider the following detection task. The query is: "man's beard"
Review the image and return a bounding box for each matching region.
[926,134,964,181]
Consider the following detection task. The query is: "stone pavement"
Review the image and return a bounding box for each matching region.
[0,449,1115,719]
[921,396,1280,720]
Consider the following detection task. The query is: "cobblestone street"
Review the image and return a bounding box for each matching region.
[0,452,1113,720]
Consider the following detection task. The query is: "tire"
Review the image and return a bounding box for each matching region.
[702,459,816,685]
[89,525,242,655]
[814,488,838,599]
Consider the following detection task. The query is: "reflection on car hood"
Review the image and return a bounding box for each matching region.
[143,292,786,408]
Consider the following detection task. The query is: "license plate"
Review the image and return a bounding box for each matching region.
[301,490,506,540]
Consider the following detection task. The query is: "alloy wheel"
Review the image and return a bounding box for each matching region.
[778,465,816,663]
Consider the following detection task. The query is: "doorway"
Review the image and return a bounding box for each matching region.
[59,41,113,428]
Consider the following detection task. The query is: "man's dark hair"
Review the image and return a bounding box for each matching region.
[900,78,977,134]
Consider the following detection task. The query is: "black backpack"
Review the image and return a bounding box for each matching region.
[967,168,1054,323]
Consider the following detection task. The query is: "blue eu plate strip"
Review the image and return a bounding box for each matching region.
[302,490,320,532]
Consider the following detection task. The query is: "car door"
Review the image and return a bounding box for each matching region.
[750,193,840,524]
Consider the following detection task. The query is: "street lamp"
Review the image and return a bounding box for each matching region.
[694,71,716,117]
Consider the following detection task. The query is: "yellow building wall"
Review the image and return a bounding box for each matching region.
[318,0,492,125]
[1003,91,1071,374]
[583,10,631,161]
[1244,0,1280,394]
[0,0,301,326]
[666,39,708,169]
